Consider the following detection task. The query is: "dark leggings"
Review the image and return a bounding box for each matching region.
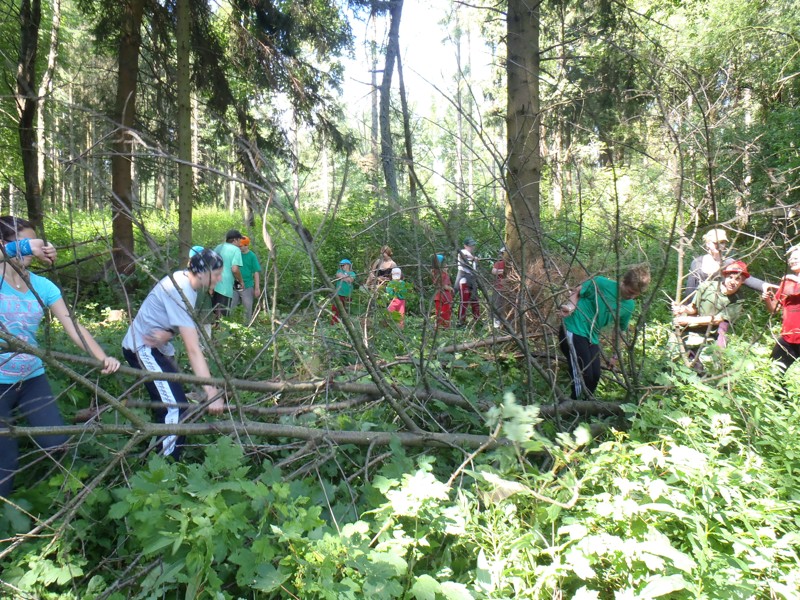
[559,326,601,399]
[772,337,800,374]
[0,375,67,498]
[123,347,187,459]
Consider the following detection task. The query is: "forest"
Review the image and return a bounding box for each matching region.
[1,0,800,597]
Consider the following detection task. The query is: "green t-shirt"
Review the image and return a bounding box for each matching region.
[693,280,742,324]
[213,242,244,298]
[386,279,411,301]
[240,250,261,289]
[335,268,356,297]
[562,276,635,344]
[194,287,215,326]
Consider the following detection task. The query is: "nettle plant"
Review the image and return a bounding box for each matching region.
[5,356,800,599]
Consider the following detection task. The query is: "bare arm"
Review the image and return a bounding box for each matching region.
[559,285,583,317]
[178,325,224,414]
[674,313,720,327]
[253,271,261,296]
[231,265,244,286]
[763,287,780,313]
[2,239,57,265]
[49,299,120,374]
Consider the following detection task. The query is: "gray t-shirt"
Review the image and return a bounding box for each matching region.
[122,271,198,355]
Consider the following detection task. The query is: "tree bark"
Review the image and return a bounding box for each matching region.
[505,0,541,270]
[16,0,43,230]
[396,51,416,202]
[177,0,193,263]
[378,0,404,204]
[36,0,60,217]
[370,10,379,168]
[111,0,146,276]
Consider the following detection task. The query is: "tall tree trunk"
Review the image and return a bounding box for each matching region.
[16,0,43,230]
[395,47,415,202]
[369,10,379,169]
[176,0,192,263]
[111,0,145,276]
[736,87,753,227]
[505,0,541,270]
[36,0,60,219]
[379,0,404,204]
[321,133,331,207]
[454,7,465,206]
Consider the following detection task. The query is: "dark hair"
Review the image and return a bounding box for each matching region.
[226,229,243,242]
[0,215,35,242]
[188,248,224,274]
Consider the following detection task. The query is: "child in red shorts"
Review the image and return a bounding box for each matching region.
[432,254,453,328]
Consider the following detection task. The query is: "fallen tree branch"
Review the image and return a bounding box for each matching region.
[1,399,625,444]
[1,419,509,449]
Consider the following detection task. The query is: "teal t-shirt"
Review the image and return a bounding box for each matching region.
[335,268,356,297]
[562,276,635,344]
[213,242,244,298]
[0,273,62,383]
[240,250,261,289]
[386,279,411,301]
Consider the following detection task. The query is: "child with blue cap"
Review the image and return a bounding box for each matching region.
[332,258,356,324]
[432,253,453,328]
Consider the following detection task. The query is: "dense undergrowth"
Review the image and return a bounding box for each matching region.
[2,304,799,599]
[2,209,798,598]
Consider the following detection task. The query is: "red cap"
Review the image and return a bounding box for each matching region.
[721,260,749,279]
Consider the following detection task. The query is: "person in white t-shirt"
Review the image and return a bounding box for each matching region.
[456,238,480,326]
[122,248,225,459]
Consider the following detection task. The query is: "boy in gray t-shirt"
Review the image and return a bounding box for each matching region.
[122,248,225,458]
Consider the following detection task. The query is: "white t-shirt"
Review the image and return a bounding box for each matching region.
[122,271,198,355]
[457,249,477,286]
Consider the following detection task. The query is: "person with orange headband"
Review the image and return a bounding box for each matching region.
[231,236,262,325]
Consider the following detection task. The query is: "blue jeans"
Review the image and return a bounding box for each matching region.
[0,375,67,498]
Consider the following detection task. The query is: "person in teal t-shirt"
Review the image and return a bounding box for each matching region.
[558,265,651,399]
[212,229,244,320]
[386,267,412,328]
[332,259,356,324]
[231,236,262,325]
[0,216,120,498]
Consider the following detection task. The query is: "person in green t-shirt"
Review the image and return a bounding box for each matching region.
[386,267,412,328]
[231,236,262,325]
[558,265,651,400]
[332,259,356,324]
[673,260,747,359]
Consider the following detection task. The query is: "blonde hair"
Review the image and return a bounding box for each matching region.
[622,264,651,296]
[380,245,393,257]
[702,228,728,244]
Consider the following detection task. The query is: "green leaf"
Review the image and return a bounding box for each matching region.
[108,501,130,519]
[410,575,441,600]
[440,581,474,599]
[368,550,408,576]
[639,574,689,598]
[252,563,291,593]
[142,534,175,556]
[363,575,404,598]
[203,437,245,472]
[475,549,494,593]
